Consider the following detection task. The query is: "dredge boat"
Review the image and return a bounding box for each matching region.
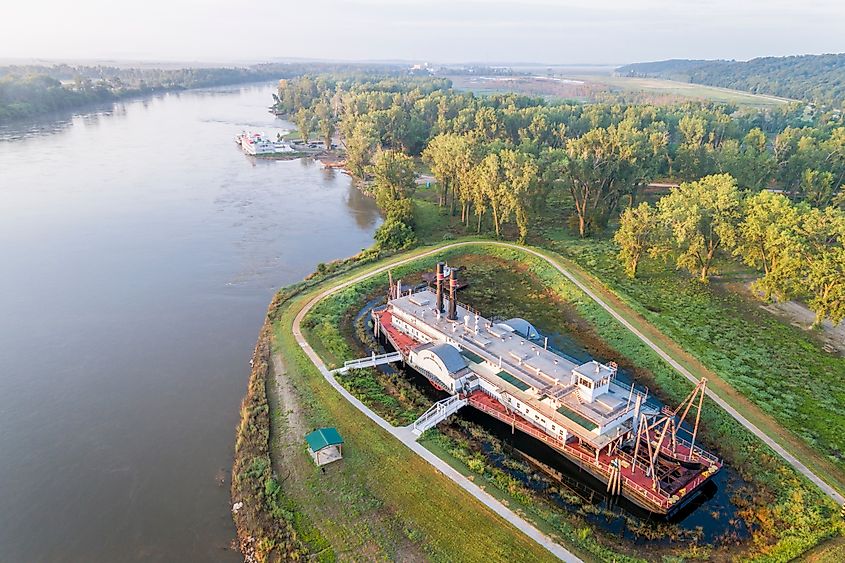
[235,131,294,156]
[371,263,721,515]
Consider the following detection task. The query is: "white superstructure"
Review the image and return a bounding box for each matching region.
[236,132,295,156]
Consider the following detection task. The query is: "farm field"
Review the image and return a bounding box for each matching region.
[576,75,794,107]
[448,72,794,108]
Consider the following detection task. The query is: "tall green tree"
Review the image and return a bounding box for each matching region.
[294,107,312,144]
[716,128,775,190]
[499,149,539,243]
[370,149,416,208]
[799,169,836,208]
[469,154,500,234]
[314,99,334,150]
[563,123,651,237]
[797,206,845,325]
[614,202,660,278]
[423,133,476,210]
[675,115,714,180]
[343,118,377,179]
[805,246,845,326]
[657,174,743,281]
[734,191,805,299]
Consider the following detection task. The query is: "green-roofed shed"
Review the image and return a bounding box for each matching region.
[305,427,344,466]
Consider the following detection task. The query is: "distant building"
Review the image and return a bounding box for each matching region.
[305,428,344,467]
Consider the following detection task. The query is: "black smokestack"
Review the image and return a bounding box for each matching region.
[448,269,457,320]
[435,262,444,314]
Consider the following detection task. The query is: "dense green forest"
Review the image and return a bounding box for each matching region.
[618,54,845,107]
[273,74,844,324]
[0,62,403,122]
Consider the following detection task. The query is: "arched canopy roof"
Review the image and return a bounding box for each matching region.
[428,343,468,374]
[498,318,541,340]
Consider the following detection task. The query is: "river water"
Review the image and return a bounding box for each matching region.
[0,84,380,562]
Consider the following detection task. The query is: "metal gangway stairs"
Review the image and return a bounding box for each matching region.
[331,351,403,375]
[412,395,468,436]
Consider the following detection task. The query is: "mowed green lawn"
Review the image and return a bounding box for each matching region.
[269,288,562,562]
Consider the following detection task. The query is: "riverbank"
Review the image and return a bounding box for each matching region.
[230,312,305,562]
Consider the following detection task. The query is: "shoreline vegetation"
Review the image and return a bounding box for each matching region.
[0,61,406,124]
[0,65,280,123]
[230,316,306,562]
[230,71,844,561]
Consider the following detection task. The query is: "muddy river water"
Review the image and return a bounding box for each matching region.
[0,84,380,561]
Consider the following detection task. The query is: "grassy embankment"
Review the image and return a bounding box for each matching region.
[231,288,315,562]
[305,242,842,562]
[233,245,575,562]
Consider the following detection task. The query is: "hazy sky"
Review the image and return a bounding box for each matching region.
[1,0,842,65]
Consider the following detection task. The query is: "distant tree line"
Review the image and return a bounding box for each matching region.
[0,62,408,123]
[618,54,845,108]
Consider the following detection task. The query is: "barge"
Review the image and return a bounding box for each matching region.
[371,263,721,516]
[235,131,295,155]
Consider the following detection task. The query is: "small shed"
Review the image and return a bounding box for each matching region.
[305,427,344,467]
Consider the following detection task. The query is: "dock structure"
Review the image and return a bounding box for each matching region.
[412,395,468,435]
[371,263,722,515]
[331,351,403,374]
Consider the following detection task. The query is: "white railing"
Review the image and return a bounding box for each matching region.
[412,395,468,435]
[332,351,403,374]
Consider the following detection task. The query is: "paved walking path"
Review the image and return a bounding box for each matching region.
[288,240,842,562]
[291,243,581,562]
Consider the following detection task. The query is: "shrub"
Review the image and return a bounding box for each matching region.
[374,219,417,251]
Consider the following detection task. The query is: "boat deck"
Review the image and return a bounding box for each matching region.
[466,391,718,513]
[385,290,647,446]
[373,296,721,514]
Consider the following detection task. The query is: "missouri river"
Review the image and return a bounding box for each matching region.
[0,84,380,561]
